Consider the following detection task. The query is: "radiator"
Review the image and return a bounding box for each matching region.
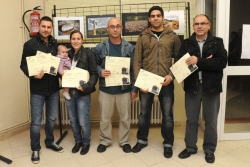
[42,97,163,125]
[131,97,162,124]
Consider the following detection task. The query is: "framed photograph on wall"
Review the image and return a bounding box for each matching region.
[53,17,84,40]
[122,12,150,36]
[163,10,185,33]
[86,14,116,38]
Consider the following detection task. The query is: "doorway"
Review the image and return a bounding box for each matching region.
[220,0,250,140]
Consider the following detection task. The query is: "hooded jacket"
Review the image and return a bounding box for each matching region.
[133,27,181,80]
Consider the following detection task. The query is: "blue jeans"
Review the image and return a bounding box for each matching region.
[137,82,174,147]
[30,91,59,151]
[65,90,91,145]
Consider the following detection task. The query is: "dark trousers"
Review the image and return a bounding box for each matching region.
[185,83,220,153]
[136,82,174,147]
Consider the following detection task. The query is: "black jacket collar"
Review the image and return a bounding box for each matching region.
[35,33,56,45]
[189,31,213,43]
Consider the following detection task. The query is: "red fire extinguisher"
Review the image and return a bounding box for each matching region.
[30,10,40,36]
[22,6,42,37]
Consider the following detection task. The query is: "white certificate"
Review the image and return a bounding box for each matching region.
[36,51,60,76]
[26,51,60,76]
[170,53,198,83]
[26,56,41,76]
[62,67,89,88]
[105,56,130,87]
[135,69,165,95]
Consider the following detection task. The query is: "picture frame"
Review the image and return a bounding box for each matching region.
[164,10,185,33]
[53,17,84,40]
[86,14,116,38]
[122,12,150,36]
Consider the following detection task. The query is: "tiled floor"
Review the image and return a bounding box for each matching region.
[1,125,250,167]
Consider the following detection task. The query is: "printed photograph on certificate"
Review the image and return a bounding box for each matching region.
[134,69,165,95]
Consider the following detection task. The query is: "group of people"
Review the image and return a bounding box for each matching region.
[20,5,227,165]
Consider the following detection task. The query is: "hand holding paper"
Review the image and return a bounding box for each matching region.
[170,53,198,83]
[135,69,165,95]
[26,51,60,76]
[62,67,90,88]
[104,56,131,86]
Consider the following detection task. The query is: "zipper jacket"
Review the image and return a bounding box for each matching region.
[176,32,228,95]
[95,38,137,92]
[68,46,98,96]
[20,33,59,95]
[134,27,181,80]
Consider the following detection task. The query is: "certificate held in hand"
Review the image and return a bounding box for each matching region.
[134,69,165,95]
[170,53,198,83]
[62,67,89,88]
[105,56,131,86]
[26,51,60,76]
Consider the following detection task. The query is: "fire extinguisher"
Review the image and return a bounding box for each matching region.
[22,6,42,37]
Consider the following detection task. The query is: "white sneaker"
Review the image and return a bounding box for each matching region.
[63,92,71,100]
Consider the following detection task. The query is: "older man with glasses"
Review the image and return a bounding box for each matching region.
[94,18,137,153]
[176,14,227,164]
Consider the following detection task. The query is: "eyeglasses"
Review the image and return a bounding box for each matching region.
[193,22,209,26]
[108,25,122,30]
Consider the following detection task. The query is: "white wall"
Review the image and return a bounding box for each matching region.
[0,0,45,137]
[0,0,28,133]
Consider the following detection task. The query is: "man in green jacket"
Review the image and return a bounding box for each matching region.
[132,6,181,158]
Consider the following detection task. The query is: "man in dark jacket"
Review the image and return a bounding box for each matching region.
[177,14,227,164]
[20,16,64,164]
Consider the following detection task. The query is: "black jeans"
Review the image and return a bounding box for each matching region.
[136,82,174,147]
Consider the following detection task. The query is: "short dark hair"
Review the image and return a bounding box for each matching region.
[194,14,210,22]
[70,30,83,40]
[39,16,53,26]
[148,6,164,17]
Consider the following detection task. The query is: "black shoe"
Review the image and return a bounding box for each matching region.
[164,147,173,158]
[31,151,40,164]
[80,144,90,155]
[132,143,147,153]
[121,144,131,153]
[178,149,197,159]
[47,143,64,153]
[97,144,109,153]
[205,153,215,163]
[72,143,83,153]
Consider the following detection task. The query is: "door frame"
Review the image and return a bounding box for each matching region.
[217,0,250,140]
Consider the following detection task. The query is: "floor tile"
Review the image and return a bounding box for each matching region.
[1,126,250,166]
